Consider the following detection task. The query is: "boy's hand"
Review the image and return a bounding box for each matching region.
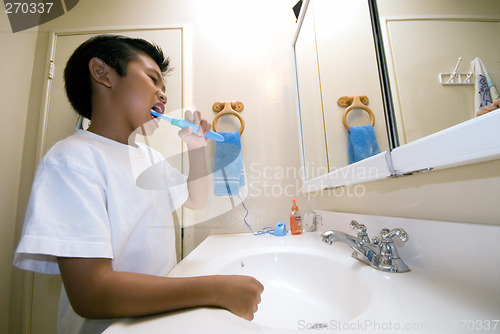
[477,98,500,116]
[213,275,264,321]
[178,110,211,148]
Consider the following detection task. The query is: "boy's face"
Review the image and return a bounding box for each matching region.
[109,52,167,137]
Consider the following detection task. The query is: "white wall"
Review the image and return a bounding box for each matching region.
[0,12,38,334]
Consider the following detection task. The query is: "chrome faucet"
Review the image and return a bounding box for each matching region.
[321,220,410,273]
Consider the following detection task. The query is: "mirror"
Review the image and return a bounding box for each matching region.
[295,0,500,191]
[377,0,500,145]
[294,0,390,182]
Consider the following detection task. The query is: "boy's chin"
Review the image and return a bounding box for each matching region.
[135,119,159,137]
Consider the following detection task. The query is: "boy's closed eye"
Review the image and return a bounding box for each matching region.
[146,69,166,92]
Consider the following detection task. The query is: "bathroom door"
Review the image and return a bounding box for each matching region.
[27,27,186,334]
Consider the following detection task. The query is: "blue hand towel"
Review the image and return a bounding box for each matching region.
[348,125,380,164]
[214,132,245,196]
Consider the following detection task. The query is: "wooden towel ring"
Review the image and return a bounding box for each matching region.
[212,101,245,135]
[337,95,375,132]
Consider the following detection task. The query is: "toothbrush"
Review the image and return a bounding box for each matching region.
[150,110,225,142]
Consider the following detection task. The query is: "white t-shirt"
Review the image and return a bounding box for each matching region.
[13,130,188,334]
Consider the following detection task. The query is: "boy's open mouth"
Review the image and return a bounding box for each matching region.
[150,103,164,119]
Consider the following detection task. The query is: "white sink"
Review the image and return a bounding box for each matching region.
[213,249,371,330]
[104,224,500,334]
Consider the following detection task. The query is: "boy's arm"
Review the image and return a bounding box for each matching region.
[178,110,210,210]
[183,144,209,209]
[57,257,263,320]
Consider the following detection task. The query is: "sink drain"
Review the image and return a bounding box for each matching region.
[309,323,328,330]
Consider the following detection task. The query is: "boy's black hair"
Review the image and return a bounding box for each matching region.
[64,34,171,120]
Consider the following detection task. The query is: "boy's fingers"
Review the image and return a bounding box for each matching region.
[193,110,201,126]
[200,119,211,134]
[184,110,194,122]
[183,110,211,137]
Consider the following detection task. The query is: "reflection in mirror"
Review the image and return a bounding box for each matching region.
[377,0,500,145]
[295,0,500,191]
[294,0,390,182]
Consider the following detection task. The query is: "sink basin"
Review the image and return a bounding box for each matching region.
[214,250,371,330]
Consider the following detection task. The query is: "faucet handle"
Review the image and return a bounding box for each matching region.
[380,228,408,243]
[350,220,366,232]
[350,220,370,243]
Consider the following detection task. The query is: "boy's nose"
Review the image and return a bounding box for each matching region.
[157,91,167,104]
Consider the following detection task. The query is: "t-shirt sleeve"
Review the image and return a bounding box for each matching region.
[13,162,113,274]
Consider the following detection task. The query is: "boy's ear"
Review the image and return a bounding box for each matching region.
[89,57,112,88]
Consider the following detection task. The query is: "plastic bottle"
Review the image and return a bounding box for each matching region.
[290,199,303,235]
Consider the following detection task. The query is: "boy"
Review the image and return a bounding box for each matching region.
[14,34,263,334]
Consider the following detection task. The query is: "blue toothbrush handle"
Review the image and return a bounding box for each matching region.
[172,118,198,131]
[172,119,225,142]
[151,110,225,142]
[205,131,226,142]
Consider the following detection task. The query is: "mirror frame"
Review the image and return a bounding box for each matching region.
[293,0,500,193]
